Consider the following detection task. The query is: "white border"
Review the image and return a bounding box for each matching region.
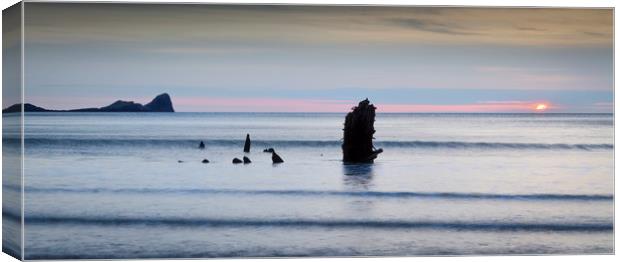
[19,1,24,260]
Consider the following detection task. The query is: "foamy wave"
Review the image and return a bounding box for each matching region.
[4,212,611,232]
[6,185,612,201]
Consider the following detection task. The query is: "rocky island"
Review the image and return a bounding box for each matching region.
[2,93,174,113]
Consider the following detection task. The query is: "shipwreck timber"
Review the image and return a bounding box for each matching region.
[342,99,383,163]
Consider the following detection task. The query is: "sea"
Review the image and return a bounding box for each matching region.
[1,112,614,259]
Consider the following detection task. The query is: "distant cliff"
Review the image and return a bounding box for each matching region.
[2,103,48,113]
[2,93,175,113]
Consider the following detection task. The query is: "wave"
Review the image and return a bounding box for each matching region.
[3,212,611,232]
[7,138,614,150]
[381,141,613,150]
[8,185,613,201]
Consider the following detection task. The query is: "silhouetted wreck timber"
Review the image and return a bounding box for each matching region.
[244,134,251,152]
[263,148,275,153]
[342,99,383,163]
[272,151,284,163]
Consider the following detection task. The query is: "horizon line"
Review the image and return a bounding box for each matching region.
[177,111,613,114]
[10,111,613,114]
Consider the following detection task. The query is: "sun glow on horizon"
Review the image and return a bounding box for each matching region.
[535,103,548,111]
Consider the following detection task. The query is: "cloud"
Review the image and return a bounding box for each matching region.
[386,18,480,36]
[173,97,355,112]
[23,4,612,47]
[18,3,613,113]
[173,97,550,113]
[591,102,613,110]
[378,100,546,113]
[582,31,607,37]
[146,47,261,54]
[515,27,547,32]
[473,66,603,90]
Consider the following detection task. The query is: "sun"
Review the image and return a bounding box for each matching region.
[535,103,548,111]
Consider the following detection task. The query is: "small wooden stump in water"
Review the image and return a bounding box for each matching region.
[342,99,383,163]
[263,148,275,153]
[244,134,251,152]
[272,152,284,163]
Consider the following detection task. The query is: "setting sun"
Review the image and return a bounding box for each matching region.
[535,103,548,111]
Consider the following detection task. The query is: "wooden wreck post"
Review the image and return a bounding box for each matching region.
[243,134,251,153]
[342,99,383,163]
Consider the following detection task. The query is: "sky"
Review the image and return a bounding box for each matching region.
[12,3,614,112]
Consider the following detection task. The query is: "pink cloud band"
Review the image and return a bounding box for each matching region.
[175,97,552,113]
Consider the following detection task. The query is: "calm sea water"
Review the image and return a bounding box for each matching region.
[2,112,614,258]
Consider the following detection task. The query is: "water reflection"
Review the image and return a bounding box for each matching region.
[342,163,376,213]
[342,163,375,191]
